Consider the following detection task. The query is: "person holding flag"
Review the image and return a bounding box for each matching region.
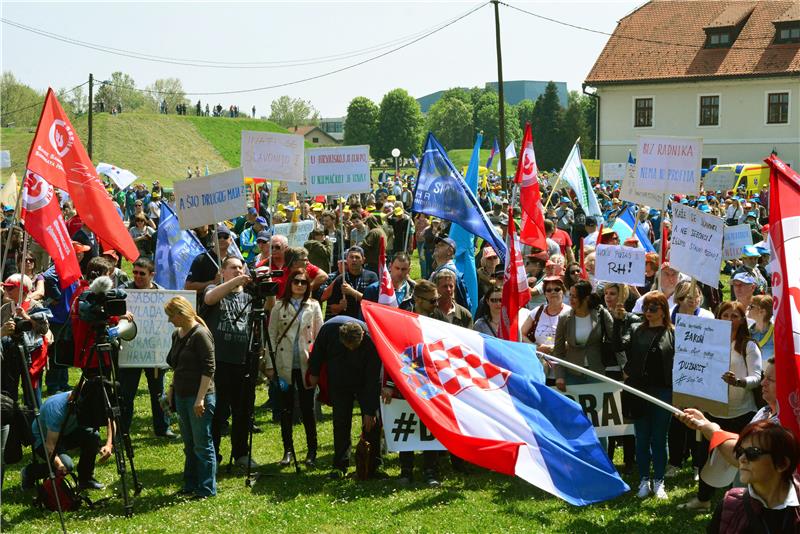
[362,240,414,309]
[499,209,529,342]
[514,123,547,253]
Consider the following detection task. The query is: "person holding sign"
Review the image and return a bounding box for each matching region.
[612,291,675,500]
[680,301,762,512]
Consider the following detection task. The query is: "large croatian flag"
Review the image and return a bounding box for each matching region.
[362,301,629,505]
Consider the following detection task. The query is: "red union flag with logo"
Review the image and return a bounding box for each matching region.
[377,236,397,307]
[500,209,530,341]
[26,88,138,261]
[765,154,800,443]
[20,170,82,288]
[514,123,547,251]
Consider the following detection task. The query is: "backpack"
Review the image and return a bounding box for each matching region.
[35,472,86,512]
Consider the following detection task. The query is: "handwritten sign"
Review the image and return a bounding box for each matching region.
[672,314,731,411]
[619,162,666,208]
[241,131,304,182]
[273,219,315,248]
[381,399,446,452]
[554,382,634,438]
[594,244,646,285]
[118,290,196,368]
[703,169,737,192]
[669,202,724,287]
[636,136,702,194]
[306,145,371,195]
[723,224,754,260]
[173,168,246,230]
[582,159,601,179]
[601,162,626,182]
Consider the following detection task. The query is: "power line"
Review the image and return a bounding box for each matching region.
[0,5,486,69]
[500,1,782,51]
[1,80,90,119]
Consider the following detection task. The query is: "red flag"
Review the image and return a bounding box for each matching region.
[377,236,397,307]
[660,224,669,262]
[26,89,138,261]
[20,170,82,288]
[514,123,547,251]
[764,155,800,443]
[500,208,530,341]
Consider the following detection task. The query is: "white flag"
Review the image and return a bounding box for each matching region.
[504,141,516,160]
[559,142,602,217]
[96,163,138,190]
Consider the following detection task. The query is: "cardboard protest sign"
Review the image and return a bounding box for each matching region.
[241,131,304,182]
[582,159,601,179]
[594,244,646,286]
[669,202,724,287]
[381,399,446,452]
[306,145,371,195]
[601,162,626,182]
[273,219,315,248]
[619,162,666,208]
[173,168,246,230]
[554,382,634,438]
[118,290,196,368]
[635,136,702,194]
[672,314,731,414]
[723,224,754,260]
[703,169,737,192]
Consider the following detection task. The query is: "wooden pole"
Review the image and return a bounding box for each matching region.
[492,0,509,194]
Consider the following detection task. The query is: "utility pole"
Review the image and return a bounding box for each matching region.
[88,73,93,159]
[492,0,508,193]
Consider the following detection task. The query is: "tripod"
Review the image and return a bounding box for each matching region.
[82,324,143,517]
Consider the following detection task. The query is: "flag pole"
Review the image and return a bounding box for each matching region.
[543,138,580,210]
[0,172,28,282]
[492,0,509,194]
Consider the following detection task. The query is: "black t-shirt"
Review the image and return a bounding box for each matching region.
[186,251,218,284]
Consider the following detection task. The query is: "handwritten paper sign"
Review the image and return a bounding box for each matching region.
[601,162,626,182]
[723,224,754,260]
[669,202,724,287]
[636,136,702,195]
[619,162,666,208]
[306,145,371,195]
[594,244,646,285]
[241,130,304,182]
[273,219,315,248]
[554,382,634,438]
[703,169,737,192]
[582,159,601,179]
[173,168,246,230]
[672,314,731,411]
[118,290,196,368]
[381,399,446,452]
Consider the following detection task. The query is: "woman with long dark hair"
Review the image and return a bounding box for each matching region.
[473,286,502,338]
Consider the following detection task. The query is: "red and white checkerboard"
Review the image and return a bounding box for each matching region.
[426,339,510,396]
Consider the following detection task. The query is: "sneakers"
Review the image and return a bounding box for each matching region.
[423,471,440,488]
[636,478,651,498]
[397,471,413,485]
[664,465,679,478]
[234,456,261,470]
[78,477,105,490]
[678,497,711,512]
[652,479,668,500]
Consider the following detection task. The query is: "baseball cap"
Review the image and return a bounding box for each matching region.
[498,212,509,226]
[255,216,268,225]
[755,246,770,256]
[698,196,707,202]
[732,271,757,285]
[482,246,498,259]
[746,211,757,218]
[699,205,711,213]
[2,205,13,212]
[217,224,232,237]
[256,230,271,243]
[435,236,456,251]
[741,245,760,258]
[247,207,257,215]
[2,274,32,291]
[760,224,770,233]
[393,206,404,216]
[311,202,324,212]
[585,217,598,228]
[560,196,570,203]
[72,241,91,253]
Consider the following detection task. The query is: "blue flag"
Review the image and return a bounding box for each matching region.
[413,133,507,261]
[450,133,482,315]
[155,203,208,290]
[612,204,656,252]
[628,151,636,165]
[486,136,500,170]
[411,154,420,169]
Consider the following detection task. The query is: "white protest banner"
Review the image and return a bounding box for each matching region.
[669,202,724,287]
[0,150,10,169]
[241,131,304,182]
[306,145,371,195]
[118,289,196,368]
[286,180,307,194]
[594,244,646,286]
[703,169,737,192]
[672,314,731,412]
[173,168,246,230]
[619,162,666,207]
[552,382,634,438]
[273,219,316,248]
[381,399,446,452]
[601,162,626,182]
[723,224,754,260]
[635,136,702,194]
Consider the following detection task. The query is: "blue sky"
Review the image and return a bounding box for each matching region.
[2,1,642,116]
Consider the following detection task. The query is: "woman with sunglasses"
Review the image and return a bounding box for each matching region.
[521,276,570,385]
[19,253,45,302]
[129,214,156,259]
[613,291,675,499]
[748,295,774,361]
[563,261,582,291]
[474,286,503,338]
[680,301,763,511]
[265,271,323,468]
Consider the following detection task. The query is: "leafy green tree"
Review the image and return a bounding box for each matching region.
[268,95,319,128]
[582,94,598,159]
[474,91,521,149]
[426,96,473,149]
[343,96,379,150]
[375,88,424,158]
[563,91,591,159]
[94,71,147,112]
[0,72,42,127]
[516,99,536,134]
[439,87,471,107]
[531,81,565,170]
[145,78,188,113]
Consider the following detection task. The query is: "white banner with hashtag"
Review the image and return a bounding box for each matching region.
[381,399,446,452]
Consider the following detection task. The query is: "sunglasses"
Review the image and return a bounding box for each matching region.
[569,270,581,275]
[734,446,771,462]
[488,298,502,303]
[292,279,309,286]
[420,297,438,305]
[545,287,563,293]
[644,305,662,313]
[25,258,34,263]
[217,234,230,239]
[132,270,150,276]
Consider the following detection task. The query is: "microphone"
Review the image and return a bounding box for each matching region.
[89,275,113,294]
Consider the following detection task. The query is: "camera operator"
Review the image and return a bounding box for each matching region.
[202,256,260,469]
[185,225,234,304]
[118,257,176,439]
[21,379,114,491]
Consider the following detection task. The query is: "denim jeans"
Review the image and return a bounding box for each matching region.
[633,387,672,482]
[30,427,101,483]
[175,393,216,497]
[118,367,169,435]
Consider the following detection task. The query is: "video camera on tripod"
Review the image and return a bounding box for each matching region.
[244,266,283,300]
[77,281,137,345]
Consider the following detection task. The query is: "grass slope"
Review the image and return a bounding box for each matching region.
[184,116,287,169]
[447,148,518,176]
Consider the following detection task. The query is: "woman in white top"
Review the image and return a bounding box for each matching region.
[669,280,715,322]
[521,276,571,384]
[725,198,743,225]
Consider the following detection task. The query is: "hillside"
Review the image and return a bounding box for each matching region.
[0,113,289,185]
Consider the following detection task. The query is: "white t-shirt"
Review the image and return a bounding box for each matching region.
[574,314,592,345]
[528,304,571,347]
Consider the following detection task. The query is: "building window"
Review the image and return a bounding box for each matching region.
[699,95,719,126]
[776,23,800,44]
[706,30,732,48]
[701,158,718,170]
[634,98,653,128]
[312,137,319,143]
[767,92,789,124]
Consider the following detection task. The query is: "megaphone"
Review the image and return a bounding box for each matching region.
[108,318,138,342]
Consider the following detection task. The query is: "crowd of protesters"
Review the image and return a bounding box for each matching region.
[1,162,797,532]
